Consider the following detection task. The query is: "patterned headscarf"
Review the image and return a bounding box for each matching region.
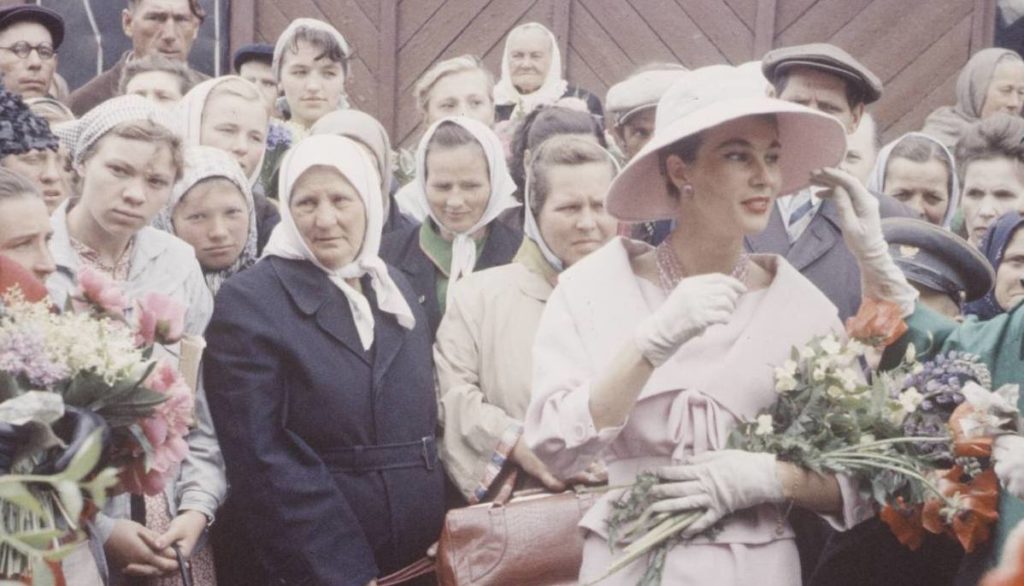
[964,212,1024,320]
[152,146,257,295]
[0,88,58,157]
[59,95,179,165]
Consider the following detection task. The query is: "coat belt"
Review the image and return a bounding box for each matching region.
[321,436,437,473]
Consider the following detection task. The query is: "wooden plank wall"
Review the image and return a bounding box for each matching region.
[234,0,997,147]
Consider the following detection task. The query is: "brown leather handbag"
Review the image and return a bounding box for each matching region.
[436,470,599,585]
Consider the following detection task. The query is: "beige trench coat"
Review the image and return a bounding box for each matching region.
[434,243,556,502]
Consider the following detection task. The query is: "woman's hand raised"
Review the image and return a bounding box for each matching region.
[811,167,918,315]
[635,274,746,367]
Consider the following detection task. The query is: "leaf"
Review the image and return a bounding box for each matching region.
[59,428,104,482]
[54,480,83,522]
[0,480,45,516]
[10,528,63,549]
[83,467,120,509]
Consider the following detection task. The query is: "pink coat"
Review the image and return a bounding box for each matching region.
[524,238,873,584]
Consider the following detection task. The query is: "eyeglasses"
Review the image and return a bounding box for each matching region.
[0,42,56,61]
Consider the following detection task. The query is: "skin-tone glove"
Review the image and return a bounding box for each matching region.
[810,167,919,316]
[651,450,784,538]
[509,436,566,493]
[634,274,746,367]
[994,434,1024,500]
[154,510,208,559]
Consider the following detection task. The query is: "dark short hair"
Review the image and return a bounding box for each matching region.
[772,67,867,110]
[424,121,486,182]
[887,134,954,195]
[277,27,349,78]
[118,54,196,96]
[510,106,606,198]
[955,113,1024,181]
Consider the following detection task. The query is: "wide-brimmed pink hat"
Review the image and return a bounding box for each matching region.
[606,64,848,222]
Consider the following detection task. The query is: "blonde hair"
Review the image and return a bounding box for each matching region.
[414,55,494,118]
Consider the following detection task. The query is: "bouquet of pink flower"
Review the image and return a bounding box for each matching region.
[0,267,195,579]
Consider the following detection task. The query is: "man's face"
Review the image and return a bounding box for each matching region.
[238,60,278,118]
[0,21,56,99]
[613,108,656,161]
[775,66,863,134]
[122,0,199,62]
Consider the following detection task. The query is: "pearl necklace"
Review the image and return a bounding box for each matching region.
[655,236,749,292]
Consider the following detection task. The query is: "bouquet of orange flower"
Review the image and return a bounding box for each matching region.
[594,300,1019,586]
[0,267,195,580]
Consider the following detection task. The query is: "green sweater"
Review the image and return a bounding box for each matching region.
[882,301,1024,566]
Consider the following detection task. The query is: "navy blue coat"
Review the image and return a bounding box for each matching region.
[380,221,523,336]
[204,256,445,585]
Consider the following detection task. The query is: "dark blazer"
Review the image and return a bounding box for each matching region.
[203,256,445,585]
[379,221,523,336]
[745,193,914,321]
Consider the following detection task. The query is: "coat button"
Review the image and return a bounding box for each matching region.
[418,294,426,304]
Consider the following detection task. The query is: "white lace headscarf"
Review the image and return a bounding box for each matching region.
[494,23,567,119]
[408,116,518,304]
[263,135,414,349]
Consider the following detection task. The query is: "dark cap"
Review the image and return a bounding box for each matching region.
[0,6,64,50]
[882,217,994,303]
[762,43,882,104]
[233,43,274,72]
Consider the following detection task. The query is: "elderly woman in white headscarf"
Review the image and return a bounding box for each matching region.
[203,134,445,584]
[434,135,618,514]
[494,22,604,122]
[380,116,523,336]
[152,146,258,295]
[866,132,961,229]
[177,75,281,253]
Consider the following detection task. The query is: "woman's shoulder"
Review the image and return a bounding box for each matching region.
[559,238,648,288]
[379,221,422,263]
[450,263,536,307]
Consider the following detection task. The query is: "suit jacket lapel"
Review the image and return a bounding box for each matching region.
[370,301,406,391]
[315,292,372,366]
[785,200,840,271]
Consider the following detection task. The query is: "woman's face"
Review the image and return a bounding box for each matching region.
[79,136,176,239]
[171,178,250,271]
[0,196,56,281]
[425,142,491,236]
[883,157,950,226]
[1,147,70,213]
[290,165,365,270]
[200,92,268,178]
[995,227,1024,311]
[125,71,184,108]
[537,161,616,267]
[426,69,495,126]
[668,115,782,236]
[981,58,1024,119]
[507,28,552,95]
[962,157,1024,247]
[279,40,346,128]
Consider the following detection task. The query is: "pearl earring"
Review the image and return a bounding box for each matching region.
[681,184,694,197]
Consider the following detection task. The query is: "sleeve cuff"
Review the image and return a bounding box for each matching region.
[177,491,219,525]
[820,473,874,531]
[94,512,115,544]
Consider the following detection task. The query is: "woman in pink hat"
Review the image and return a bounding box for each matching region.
[523,64,883,584]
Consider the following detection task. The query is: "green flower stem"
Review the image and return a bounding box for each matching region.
[823,455,953,506]
[584,510,703,585]
[826,436,949,454]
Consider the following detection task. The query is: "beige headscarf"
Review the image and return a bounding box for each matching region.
[310,109,392,206]
[921,48,1024,148]
[494,23,568,119]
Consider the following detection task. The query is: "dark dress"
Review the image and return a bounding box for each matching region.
[204,256,445,585]
[379,220,523,336]
[495,83,605,123]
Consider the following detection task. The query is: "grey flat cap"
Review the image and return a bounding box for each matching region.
[606,67,687,126]
[762,43,883,104]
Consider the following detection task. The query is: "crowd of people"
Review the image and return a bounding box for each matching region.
[0,0,1023,585]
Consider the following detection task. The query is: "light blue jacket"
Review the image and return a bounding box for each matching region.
[48,203,226,583]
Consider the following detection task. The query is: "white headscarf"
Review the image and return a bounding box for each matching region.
[866,132,961,229]
[177,76,268,187]
[152,146,258,294]
[272,18,352,81]
[411,116,518,301]
[494,23,568,119]
[61,95,180,165]
[522,142,620,272]
[263,135,414,349]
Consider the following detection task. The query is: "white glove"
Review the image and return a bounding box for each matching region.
[634,274,746,367]
[810,167,918,316]
[651,450,784,537]
[994,434,1024,500]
